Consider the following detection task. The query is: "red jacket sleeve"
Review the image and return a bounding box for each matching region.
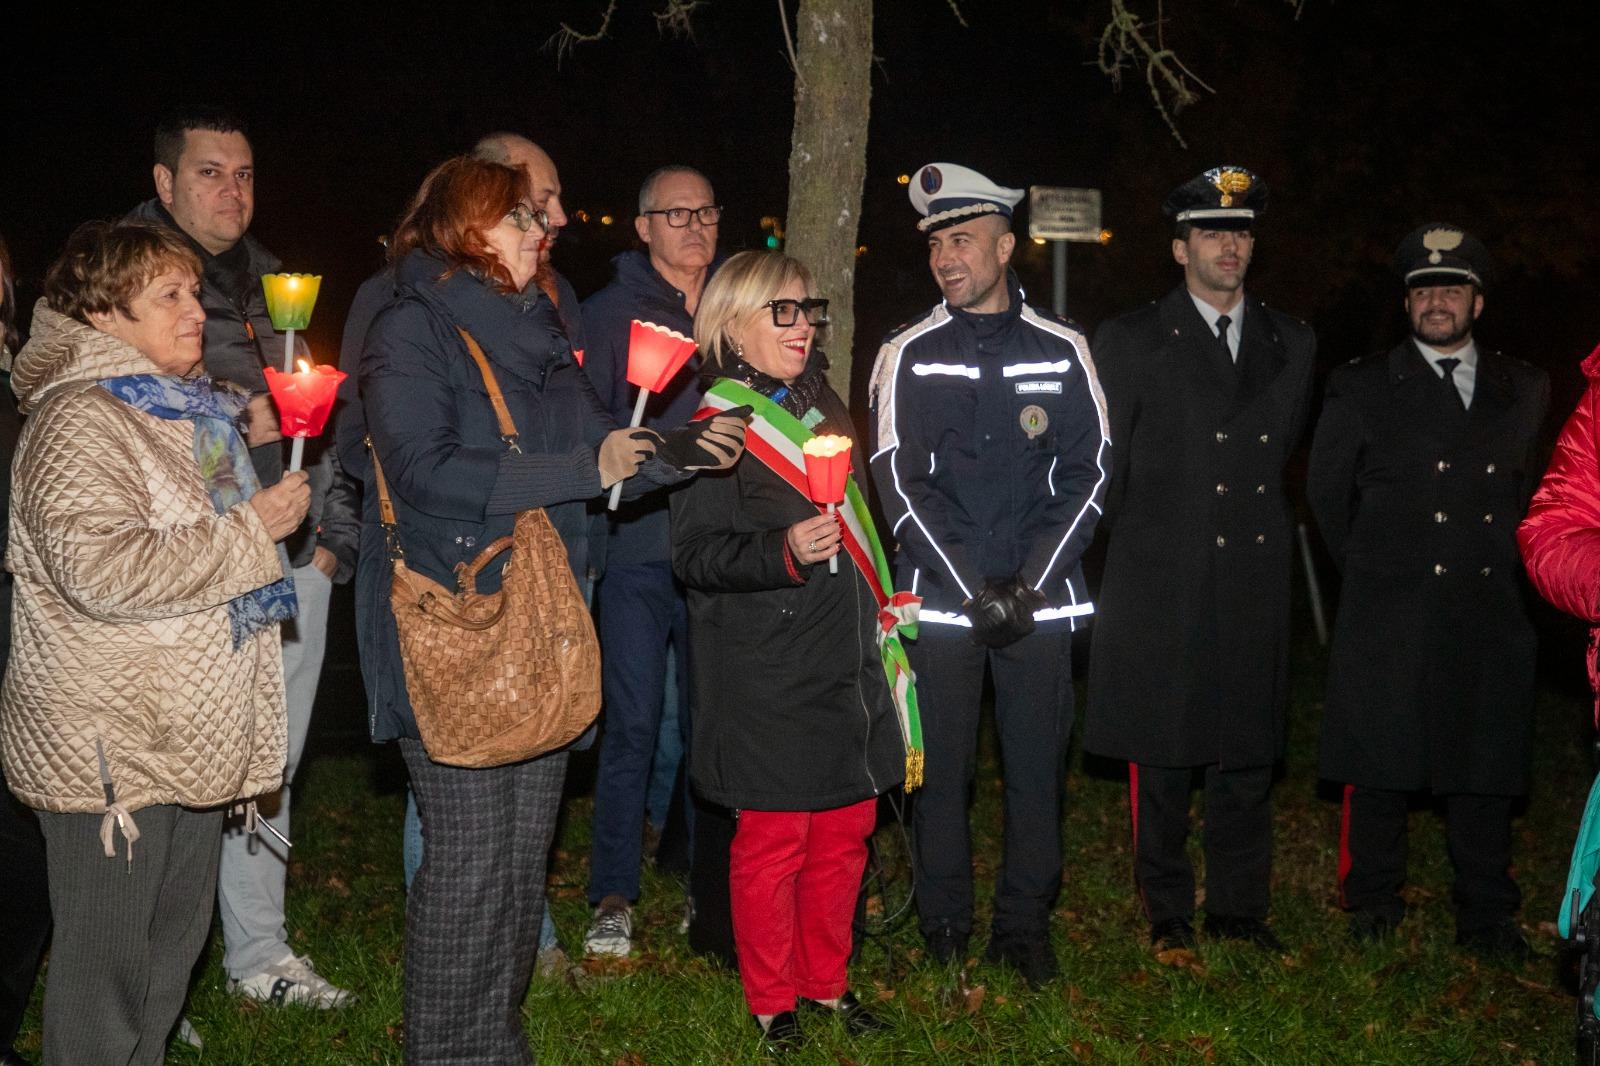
[1519,374,1600,621]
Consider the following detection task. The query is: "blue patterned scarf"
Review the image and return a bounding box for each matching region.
[100,374,298,648]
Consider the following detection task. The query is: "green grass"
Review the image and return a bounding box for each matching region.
[11,633,1590,1064]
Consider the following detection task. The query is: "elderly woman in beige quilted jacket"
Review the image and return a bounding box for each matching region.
[0,221,309,1066]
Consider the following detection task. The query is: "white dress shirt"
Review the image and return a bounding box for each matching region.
[1189,291,1244,362]
[1417,338,1478,409]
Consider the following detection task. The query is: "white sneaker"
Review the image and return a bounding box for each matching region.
[583,894,634,958]
[229,951,355,1008]
[175,1015,204,1049]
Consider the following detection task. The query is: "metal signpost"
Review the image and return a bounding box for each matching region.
[1027,186,1103,317]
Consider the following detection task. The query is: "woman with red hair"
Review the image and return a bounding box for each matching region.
[356,156,745,1062]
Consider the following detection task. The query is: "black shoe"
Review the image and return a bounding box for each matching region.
[925,923,969,965]
[1347,908,1401,944]
[800,991,890,1035]
[1150,916,1198,951]
[754,1011,802,1054]
[984,933,1059,990]
[1204,914,1286,953]
[1457,920,1532,964]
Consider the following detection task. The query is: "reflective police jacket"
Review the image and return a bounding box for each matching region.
[867,277,1110,630]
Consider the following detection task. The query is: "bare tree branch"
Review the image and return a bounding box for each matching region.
[1097,0,1216,148]
[777,0,803,82]
[544,0,617,65]
[944,0,968,27]
[655,0,709,38]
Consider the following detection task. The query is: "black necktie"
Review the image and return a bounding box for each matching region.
[1215,315,1233,362]
[1437,357,1467,411]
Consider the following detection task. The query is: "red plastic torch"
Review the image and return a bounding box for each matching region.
[608,320,698,511]
[262,359,347,472]
[802,435,852,574]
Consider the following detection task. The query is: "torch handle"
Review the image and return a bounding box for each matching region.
[282,328,296,373]
[288,435,305,473]
[606,388,652,511]
[828,501,838,574]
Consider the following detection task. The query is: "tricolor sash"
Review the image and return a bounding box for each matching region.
[698,378,924,790]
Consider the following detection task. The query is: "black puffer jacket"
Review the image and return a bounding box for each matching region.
[672,353,904,811]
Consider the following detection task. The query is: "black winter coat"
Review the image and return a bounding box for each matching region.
[672,357,904,811]
[356,251,677,742]
[1086,286,1315,768]
[1307,341,1548,794]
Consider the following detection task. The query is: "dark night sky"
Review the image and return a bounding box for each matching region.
[5,0,1597,408]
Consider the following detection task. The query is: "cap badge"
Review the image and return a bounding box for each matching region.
[1210,169,1254,208]
[1423,227,1464,265]
[1020,404,1049,440]
[920,166,943,194]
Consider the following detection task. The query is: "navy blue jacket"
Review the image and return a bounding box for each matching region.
[354,251,675,742]
[867,275,1109,629]
[580,251,713,567]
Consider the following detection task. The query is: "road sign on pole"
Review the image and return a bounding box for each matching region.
[1027,186,1102,243]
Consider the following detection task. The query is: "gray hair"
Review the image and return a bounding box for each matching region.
[638,165,713,215]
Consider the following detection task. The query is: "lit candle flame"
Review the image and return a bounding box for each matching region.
[297,358,312,374]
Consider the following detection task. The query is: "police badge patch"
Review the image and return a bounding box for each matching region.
[1020,404,1049,439]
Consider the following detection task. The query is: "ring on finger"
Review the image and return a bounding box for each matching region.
[807,540,817,552]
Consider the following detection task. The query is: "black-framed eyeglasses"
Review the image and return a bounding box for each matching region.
[642,205,723,228]
[506,204,550,233]
[766,298,829,328]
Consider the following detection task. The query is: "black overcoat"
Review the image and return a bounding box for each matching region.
[671,366,905,812]
[1307,341,1548,795]
[1085,286,1315,768]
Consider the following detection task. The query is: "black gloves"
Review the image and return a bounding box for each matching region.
[656,405,752,471]
[965,577,1046,648]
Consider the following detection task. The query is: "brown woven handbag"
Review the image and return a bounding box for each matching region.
[368,327,601,768]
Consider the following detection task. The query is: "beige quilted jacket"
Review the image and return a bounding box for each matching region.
[1,302,288,815]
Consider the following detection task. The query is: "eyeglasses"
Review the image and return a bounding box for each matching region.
[641,205,723,228]
[506,204,549,233]
[765,298,830,328]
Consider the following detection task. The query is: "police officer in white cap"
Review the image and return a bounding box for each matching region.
[868,162,1110,987]
[1085,166,1315,955]
[1308,224,1547,959]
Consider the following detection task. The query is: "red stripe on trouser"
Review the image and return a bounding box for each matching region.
[1338,783,1354,909]
[1129,763,1150,919]
[728,799,877,1015]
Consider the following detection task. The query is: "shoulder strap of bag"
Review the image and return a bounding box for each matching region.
[367,326,522,561]
[455,327,521,454]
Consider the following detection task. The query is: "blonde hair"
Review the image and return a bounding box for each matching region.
[693,251,816,366]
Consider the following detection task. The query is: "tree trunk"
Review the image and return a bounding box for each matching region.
[783,0,871,399]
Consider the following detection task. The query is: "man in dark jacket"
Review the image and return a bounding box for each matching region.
[130,107,359,1007]
[1307,224,1547,959]
[868,163,1109,987]
[1085,167,1314,954]
[579,166,721,958]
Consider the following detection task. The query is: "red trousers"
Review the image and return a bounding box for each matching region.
[728,798,877,1015]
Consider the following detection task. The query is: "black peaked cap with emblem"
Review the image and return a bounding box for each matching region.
[1393,223,1494,291]
[1163,166,1268,231]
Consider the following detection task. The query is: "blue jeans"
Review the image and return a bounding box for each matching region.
[645,646,683,830]
[588,561,691,904]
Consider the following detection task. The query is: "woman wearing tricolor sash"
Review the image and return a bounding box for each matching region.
[673,252,922,1052]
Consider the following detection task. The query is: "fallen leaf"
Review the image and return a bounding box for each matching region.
[963,984,987,1014]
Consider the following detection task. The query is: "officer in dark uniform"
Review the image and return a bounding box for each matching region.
[1085,167,1315,953]
[1307,224,1547,958]
[868,162,1110,987]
